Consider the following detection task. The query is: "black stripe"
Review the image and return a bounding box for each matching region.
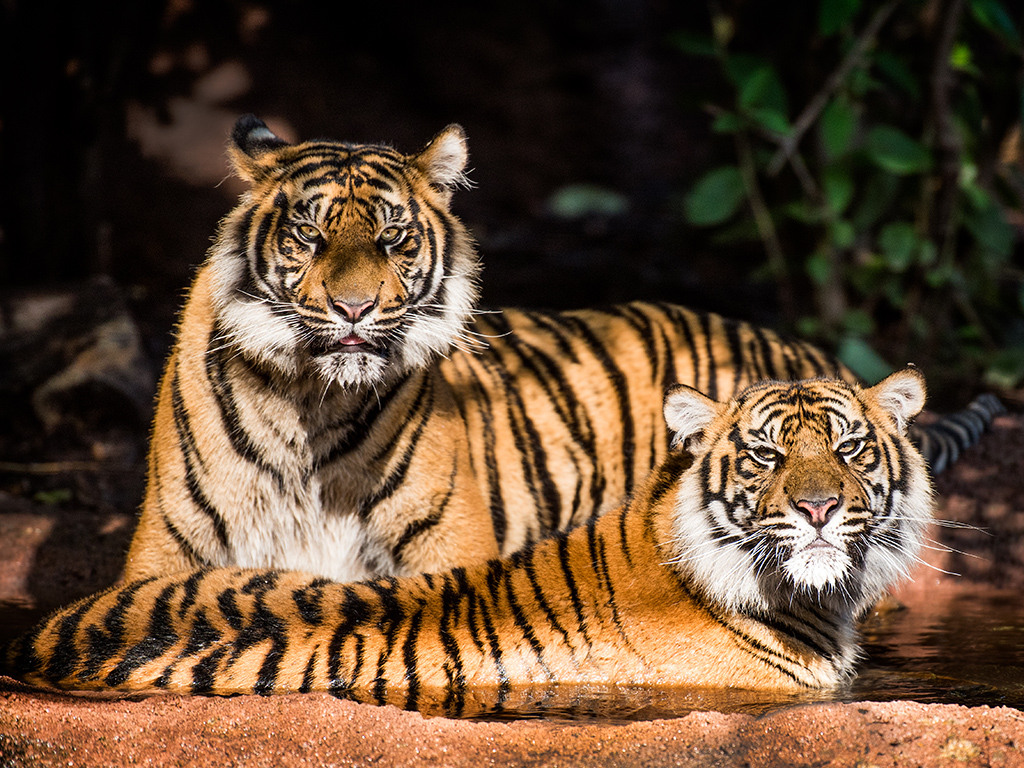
[562,315,637,494]
[501,567,553,680]
[40,592,106,684]
[438,572,468,691]
[471,587,509,691]
[358,377,434,521]
[204,341,285,490]
[169,368,230,549]
[82,578,157,681]
[191,646,227,694]
[314,380,405,469]
[402,607,424,710]
[523,545,576,651]
[106,583,180,687]
[300,645,320,693]
[326,587,371,693]
[293,578,333,626]
[452,357,507,549]
[392,465,457,564]
[556,536,593,647]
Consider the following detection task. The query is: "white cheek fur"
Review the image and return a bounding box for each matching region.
[208,250,301,376]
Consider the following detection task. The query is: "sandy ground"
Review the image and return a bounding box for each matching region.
[1,411,1022,767]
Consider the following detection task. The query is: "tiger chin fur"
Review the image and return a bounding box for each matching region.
[127,115,996,586]
[4,370,932,701]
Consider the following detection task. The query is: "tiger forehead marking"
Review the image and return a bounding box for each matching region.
[741,382,868,445]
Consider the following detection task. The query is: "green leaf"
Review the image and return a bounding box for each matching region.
[33,488,73,506]
[683,166,747,226]
[918,239,937,267]
[925,262,955,287]
[878,222,920,271]
[711,111,746,133]
[983,345,1024,389]
[748,107,791,135]
[823,167,855,215]
[831,219,855,249]
[881,276,908,308]
[963,198,1014,264]
[850,172,901,230]
[667,30,717,57]
[735,63,788,117]
[950,42,978,74]
[865,125,932,174]
[796,316,821,337]
[843,309,876,336]
[872,51,921,101]
[837,335,892,384]
[819,0,861,36]
[970,0,1023,51]
[806,251,832,286]
[784,199,821,224]
[547,184,629,219]
[848,67,883,97]
[820,97,858,159]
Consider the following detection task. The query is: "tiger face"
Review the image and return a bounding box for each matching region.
[663,369,932,617]
[207,115,479,388]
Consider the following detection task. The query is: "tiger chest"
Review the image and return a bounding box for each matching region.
[195,382,393,582]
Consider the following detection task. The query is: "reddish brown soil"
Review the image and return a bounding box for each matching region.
[1,413,1022,767]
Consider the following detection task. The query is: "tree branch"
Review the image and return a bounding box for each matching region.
[767,0,902,176]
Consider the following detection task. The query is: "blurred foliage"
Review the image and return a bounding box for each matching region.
[676,0,1024,391]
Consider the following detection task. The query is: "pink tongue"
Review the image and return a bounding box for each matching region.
[340,334,366,346]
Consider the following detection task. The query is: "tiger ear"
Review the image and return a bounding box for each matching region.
[414,124,470,199]
[664,384,725,450]
[228,114,290,183]
[865,367,927,433]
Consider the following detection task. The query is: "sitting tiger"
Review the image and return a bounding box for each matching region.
[4,370,933,700]
[127,115,999,585]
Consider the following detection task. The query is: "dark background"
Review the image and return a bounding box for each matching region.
[0,2,786,335]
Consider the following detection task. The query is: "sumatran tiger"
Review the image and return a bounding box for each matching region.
[126,115,999,585]
[4,370,935,702]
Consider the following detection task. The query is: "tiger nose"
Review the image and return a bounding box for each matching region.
[794,497,839,527]
[331,298,376,322]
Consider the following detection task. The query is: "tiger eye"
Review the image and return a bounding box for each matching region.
[379,225,405,245]
[837,438,864,459]
[294,224,321,244]
[750,446,780,465]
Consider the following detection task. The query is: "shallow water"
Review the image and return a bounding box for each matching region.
[447,588,1024,722]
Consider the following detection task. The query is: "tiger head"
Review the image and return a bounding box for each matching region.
[206,115,479,388]
[663,369,933,618]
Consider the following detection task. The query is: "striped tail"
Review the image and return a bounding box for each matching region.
[909,393,1005,475]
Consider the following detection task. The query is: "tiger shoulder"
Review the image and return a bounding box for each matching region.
[6,369,934,701]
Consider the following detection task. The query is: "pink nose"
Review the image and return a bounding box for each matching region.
[332,298,375,322]
[794,497,839,526]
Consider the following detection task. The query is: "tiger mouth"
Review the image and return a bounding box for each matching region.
[310,334,382,356]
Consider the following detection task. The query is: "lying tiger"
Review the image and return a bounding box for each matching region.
[128,115,999,585]
[5,370,932,698]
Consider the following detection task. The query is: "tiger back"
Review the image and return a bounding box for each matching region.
[6,370,933,703]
